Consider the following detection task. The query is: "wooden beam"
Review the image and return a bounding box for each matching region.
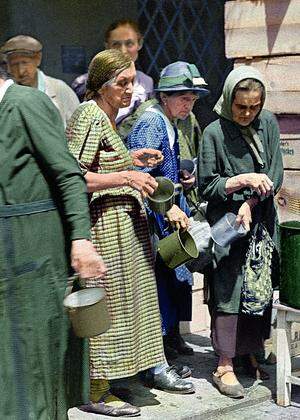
[225,0,300,58]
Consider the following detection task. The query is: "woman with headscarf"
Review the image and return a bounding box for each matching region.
[67,49,194,417]
[198,66,283,398]
[127,61,209,360]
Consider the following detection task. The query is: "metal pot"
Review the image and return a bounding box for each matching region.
[63,287,110,338]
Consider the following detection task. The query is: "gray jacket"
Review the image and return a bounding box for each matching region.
[44,73,79,127]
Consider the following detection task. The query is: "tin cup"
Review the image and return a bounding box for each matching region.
[147,176,182,215]
[180,159,196,176]
[211,212,247,247]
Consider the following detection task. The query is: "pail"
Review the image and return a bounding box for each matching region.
[157,229,199,269]
[279,221,300,309]
[147,176,182,214]
[63,287,110,337]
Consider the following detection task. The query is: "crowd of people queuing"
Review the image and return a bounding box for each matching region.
[0,17,283,419]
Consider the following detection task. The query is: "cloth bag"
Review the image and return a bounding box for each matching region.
[241,223,275,316]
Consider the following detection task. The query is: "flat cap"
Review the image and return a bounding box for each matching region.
[0,35,42,55]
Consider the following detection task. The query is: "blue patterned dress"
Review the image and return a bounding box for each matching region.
[127,104,193,335]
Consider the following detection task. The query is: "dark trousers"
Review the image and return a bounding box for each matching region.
[211,306,272,358]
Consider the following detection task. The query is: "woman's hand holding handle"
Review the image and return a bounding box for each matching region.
[123,170,158,198]
[165,205,190,230]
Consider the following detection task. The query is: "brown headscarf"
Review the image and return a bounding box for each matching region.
[85,49,132,100]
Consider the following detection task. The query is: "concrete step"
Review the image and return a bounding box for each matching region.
[68,332,273,419]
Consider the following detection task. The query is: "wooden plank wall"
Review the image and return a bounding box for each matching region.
[276,171,300,222]
[234,56,300,114]
[225,0,300,58]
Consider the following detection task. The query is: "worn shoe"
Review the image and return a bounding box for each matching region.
[175,364,192,378]
[147,366,195,394]
[79,401,140,417]
[242,356,270,380]
[212,371,245,399]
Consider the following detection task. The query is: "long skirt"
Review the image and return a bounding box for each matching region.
[88,195,164,380]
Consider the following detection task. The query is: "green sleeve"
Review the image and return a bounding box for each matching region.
[19,90,91,241]
[265,113,284,194]
[197,124,230,202]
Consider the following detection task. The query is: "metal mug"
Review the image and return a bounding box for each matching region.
[147,176,182,215]
[180,159,196,176]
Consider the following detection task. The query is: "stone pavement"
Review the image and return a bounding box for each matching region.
[68,330,300,419]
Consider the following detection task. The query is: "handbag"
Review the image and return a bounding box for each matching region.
[241,223,274,316]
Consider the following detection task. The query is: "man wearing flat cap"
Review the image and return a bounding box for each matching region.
[1,35,79,126]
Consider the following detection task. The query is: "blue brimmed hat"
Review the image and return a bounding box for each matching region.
[155,61,209,96]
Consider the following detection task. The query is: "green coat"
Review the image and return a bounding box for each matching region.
[198,110,283,313]
[0,84,91,419]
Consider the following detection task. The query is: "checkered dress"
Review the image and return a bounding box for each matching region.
[67,101,164,379]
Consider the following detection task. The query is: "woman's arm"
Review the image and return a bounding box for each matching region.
[225,173,273,197]
[85,170,158,198]
[265,112,284,193]
[127,114,164,173]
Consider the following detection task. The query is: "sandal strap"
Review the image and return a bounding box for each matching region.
[214,369,234,378]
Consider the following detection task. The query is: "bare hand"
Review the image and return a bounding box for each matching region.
[126,170,158,198]
[180,169,196,191]
[71,239,107,279]
[236,201,252,231]
[166,204,190,230]
[241,173,274,197]
[131,148,164,168]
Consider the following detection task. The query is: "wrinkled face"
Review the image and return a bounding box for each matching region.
[106,25,141,62]
[7,53,41,87]
[162,91,198,120]
[100,62,136,109]
[231,89,262,126]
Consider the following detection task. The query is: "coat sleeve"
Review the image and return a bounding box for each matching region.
[265,112,284,194]
[19,90,91,241]
[197,124,230,202]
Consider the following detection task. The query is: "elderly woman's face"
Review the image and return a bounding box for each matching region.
[231,89,262,126]
[100,62,136,109]
[106,25,141,62]
[162,92,198,120]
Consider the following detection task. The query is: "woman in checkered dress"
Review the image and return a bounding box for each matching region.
[67,50,194,417]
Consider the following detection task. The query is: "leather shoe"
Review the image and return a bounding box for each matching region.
[79,401,140,417]
[212,371,245,399]
[146,366,195,394]
[175,364,192,378]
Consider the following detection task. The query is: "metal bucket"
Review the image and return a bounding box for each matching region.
[147,176,182,214]
[279,221,300,309]
[157,229,199,269]
[63,287,110,337]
